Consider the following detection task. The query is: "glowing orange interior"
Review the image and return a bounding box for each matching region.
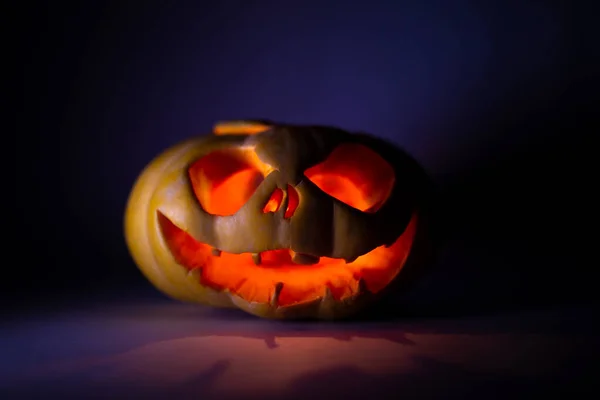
[304,143,395,212]
[188,148,273,216]
[262,188,283,213]
[284,185,299,218]
[169,143,414,306]
[188,144,395,216]
[261,185,299,218]
[159,212,417,306]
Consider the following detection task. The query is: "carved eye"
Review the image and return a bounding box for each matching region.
[304,144,395,213]
[188,148,272,216]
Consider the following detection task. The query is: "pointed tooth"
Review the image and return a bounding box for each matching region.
[252,253,262,265]
[270,282,283,307]
[211,248,222,257]
[323,286,334,302]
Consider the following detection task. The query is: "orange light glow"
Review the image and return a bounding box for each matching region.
[284,184,299,219]
[158,212,417,307]
[304,143,395,213]
[188,148,274,216]
[213,121,271,136]
[174,143,414,307]
[262,188,283,213]
[306,174,369,210]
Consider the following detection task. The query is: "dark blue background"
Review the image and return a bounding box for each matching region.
[11,1,595,314]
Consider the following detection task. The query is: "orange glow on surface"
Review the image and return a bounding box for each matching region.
[262,188,284,213]
[213,121,271,136]
[158,212,417,307]
[304,143,395,213]
[189,143,395,217]
[188,148,274,216]
[307,174,369,210]
[284,184,299,219]
[175,143,414,307]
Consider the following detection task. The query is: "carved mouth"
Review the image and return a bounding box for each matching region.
[157,211,418,307]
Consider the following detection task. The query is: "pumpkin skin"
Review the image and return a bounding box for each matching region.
[124,121,433,320]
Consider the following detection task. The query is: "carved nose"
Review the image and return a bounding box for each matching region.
[262,184,299,219]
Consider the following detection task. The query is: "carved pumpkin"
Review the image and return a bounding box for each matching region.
[124,121,433,319]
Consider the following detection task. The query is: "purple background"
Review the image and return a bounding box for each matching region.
[12,0,595,311]
[11,0,595,313]
[5,1,597,397]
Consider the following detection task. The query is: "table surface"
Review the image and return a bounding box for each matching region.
[1,293,597,400]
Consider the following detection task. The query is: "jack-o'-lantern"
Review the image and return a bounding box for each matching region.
[124,121,434,320]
